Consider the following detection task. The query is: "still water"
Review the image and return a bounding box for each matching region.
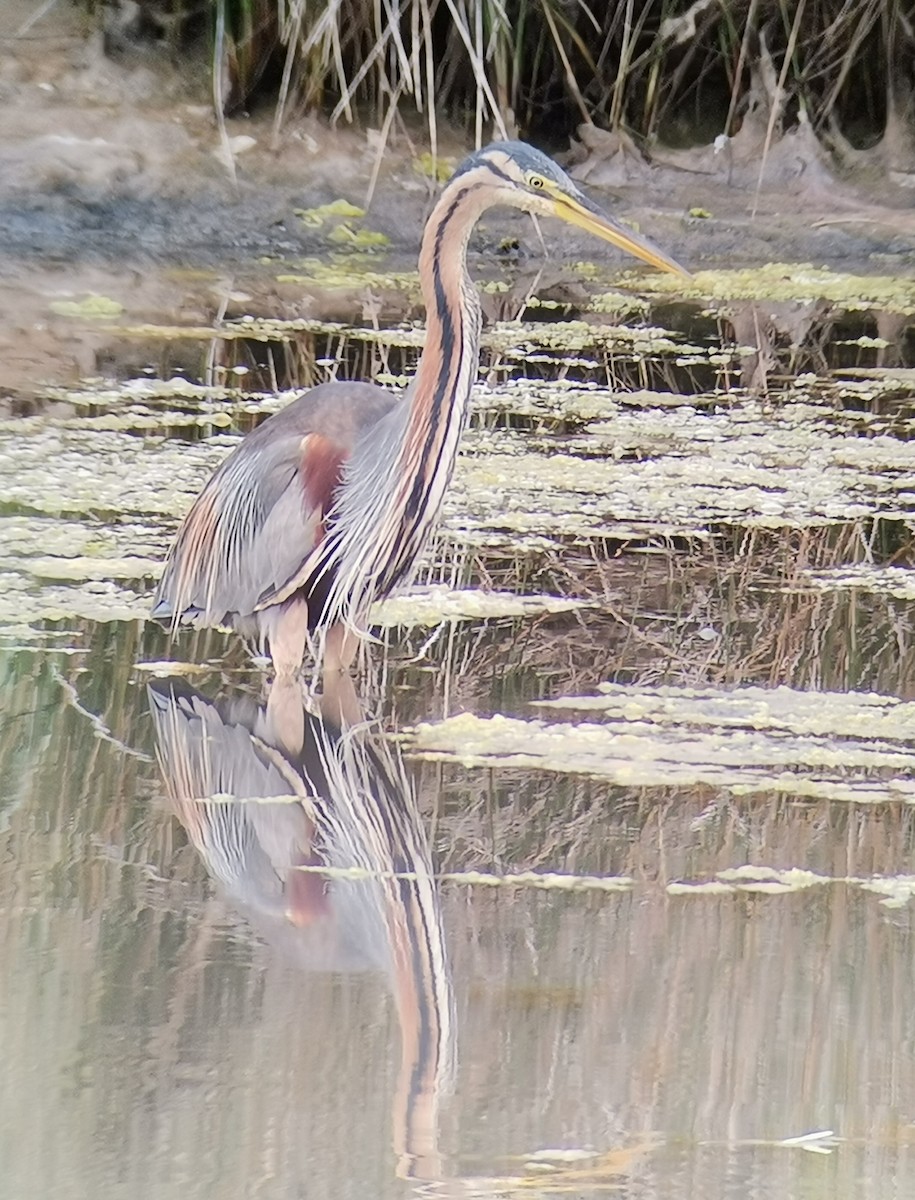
[2,255,915,1198]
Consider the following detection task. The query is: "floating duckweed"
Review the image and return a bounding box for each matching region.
[275,258,418,294]
[40,377,253,407]
[414,152,454,182]
[0,426,224,520]
[623,263,915,313]
[835,336,891,349]
[15,556,162,582]
[103,304,719,367]
[1,516,118,560]
[858,877,915,908]
[405,694,915,803]
[716,865,832,890]
[9,369,915,576]
[373,587,588,627]
[666,880,735,896]
[0,488,589,637]
[49,294,125,319]
[537,682,915,741]
[134,660,215,677]
[105,322,225,342]
[568,261,601,280]
[443,394,915,547]
[670,869,915,908]
[327,224,390,249]
[802,565,915,600]
[0,573,150,633]
[294,199,366,227]
[0,514,170,633]
[587,290,651,318]
[522,297,566,309]
[7,267,915,653]
[483,318,705,357]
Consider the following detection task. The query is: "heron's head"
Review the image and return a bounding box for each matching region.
[452,140,688,277]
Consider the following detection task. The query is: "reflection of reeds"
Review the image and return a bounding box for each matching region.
[373,517,915,721]
[197,297,911,405]
[209,310,734,399]
[5,605,915,1192]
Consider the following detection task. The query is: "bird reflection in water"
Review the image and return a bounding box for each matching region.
[147,674,454,1182]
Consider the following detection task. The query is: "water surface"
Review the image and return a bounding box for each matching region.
[2,252,915,1198]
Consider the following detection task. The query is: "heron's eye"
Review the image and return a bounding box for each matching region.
[528,174,546,190]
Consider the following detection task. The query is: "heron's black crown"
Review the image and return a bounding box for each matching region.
[451,140,577,192]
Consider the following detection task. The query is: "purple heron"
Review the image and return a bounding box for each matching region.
[152,140,687,674]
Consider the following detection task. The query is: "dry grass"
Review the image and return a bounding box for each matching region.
[80,0,912,172]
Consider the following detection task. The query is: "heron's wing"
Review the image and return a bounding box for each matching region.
[152,427,335,624]
[148,680,314,917]
[153,382,397,626]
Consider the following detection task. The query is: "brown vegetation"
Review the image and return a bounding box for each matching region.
[92,0,915,182]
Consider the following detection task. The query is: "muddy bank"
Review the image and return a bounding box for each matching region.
[0,191,320,264]
[1,3,915,271]
[1,179,911,275]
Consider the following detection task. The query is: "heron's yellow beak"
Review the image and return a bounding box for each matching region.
[548,187,689,277]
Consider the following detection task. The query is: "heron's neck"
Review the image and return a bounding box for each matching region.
[313,178,491,630]
[414,183,486,417]
[397,181,487,506]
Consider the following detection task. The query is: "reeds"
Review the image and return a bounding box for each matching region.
[185,1,911,165]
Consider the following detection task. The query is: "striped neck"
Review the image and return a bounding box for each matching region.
[410,175,489,437]
[316,170,494,633]
[384,175,490,569]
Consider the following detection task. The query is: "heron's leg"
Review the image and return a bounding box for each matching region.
[265,675,306,756]
[324,622,359,675]
[320,667,363,728]
[269,597,309,680]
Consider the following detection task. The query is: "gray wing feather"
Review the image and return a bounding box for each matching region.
[154,428,319,624]
[153,381,397,626]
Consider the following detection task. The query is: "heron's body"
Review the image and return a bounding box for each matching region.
[153,140,686,674]
[153,381,398,662]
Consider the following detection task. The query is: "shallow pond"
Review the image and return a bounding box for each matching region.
[2,244,915,1199]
